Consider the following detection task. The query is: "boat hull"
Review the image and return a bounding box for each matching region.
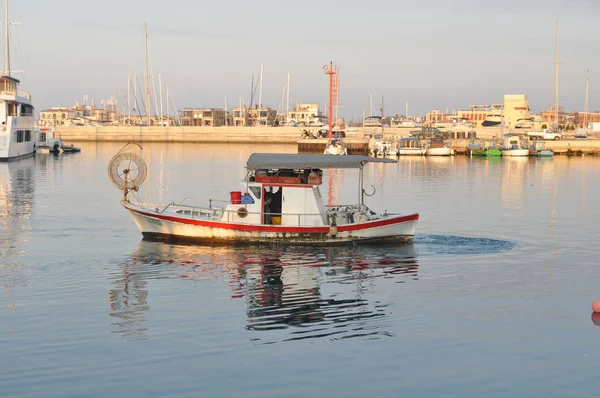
[501,149,529,157]
[398,148,425,156]
[426,147,454,156]
[123,201,419,245]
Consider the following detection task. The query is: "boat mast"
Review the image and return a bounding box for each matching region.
[381,95,384,134]
[554,20,559,127]
[127,75,131,123]
[4,0,9,76]
[259,64,263,108]
[286,73,290,117]
[144,23,151,126]
[159,72,163,125]
[584,69,590,129]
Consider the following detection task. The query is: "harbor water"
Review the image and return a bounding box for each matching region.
[2,143,600,397]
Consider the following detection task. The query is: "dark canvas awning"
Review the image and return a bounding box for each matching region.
[246,153,396,170]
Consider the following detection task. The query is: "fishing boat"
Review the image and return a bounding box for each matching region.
[110,149,419,245]
[323,138,347,155]
[501,133,529,157]
[0,1,35,161]
[468,141,501,157]
[529,140,553,157]
[397,137,425,156]
[425,137,454,156]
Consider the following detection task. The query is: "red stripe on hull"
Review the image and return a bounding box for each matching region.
[124,203,419,234]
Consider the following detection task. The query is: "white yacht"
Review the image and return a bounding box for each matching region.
[482,113,503,128]
[0,1,35,161]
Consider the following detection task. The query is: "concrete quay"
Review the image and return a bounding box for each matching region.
[55,125,600,156]
[55,126,303,143]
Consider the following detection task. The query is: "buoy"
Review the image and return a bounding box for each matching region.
[592,312,600,327]
[592,299,600,313]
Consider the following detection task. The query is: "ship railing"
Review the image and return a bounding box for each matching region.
[155,199,327,225]
[17,90,31,100]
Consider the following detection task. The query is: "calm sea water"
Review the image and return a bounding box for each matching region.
[2,143,600,397]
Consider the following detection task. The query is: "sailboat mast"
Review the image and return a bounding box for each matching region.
[159,72,163,124]
[166,85,170,125]
[286,73,290,116]
[584,69,590,128]
[144,23,151,126]
[127,75,131,122]
[259,64,263,108]
[554,20,559,126]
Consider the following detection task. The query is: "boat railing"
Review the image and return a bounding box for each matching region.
[17,90,31,100]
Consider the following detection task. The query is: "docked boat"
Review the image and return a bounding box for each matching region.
[397,137,425,156]
[501,133,529,157]
[482,113,503,128]
[425,137,454,156]
[323,138,347,155]
[529,141,553,157]
[0,3,35,161]
[468,141,501,157]
[61,143,81,153]
[111,150,419,245]
[35,127,62,154]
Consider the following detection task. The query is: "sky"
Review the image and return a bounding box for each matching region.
[6,0,600,120]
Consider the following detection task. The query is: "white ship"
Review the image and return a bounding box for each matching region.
[0,1,35,161]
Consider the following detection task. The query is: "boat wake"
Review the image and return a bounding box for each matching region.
[414,234,516,256]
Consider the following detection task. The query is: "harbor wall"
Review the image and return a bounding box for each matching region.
[55,126,303,143]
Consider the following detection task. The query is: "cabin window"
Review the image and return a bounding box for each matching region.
[249,186,261,199]
[16,130,24,142]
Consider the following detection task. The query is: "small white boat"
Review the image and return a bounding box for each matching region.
[323,138,347,155]
[425,137,454,156]
[501,133,529,157]
[61,143,81,153]
[397,137,425,156]
[35,127,62,154]
[111,150,419,245]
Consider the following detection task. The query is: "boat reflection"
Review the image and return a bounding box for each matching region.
[0,158,36,331]
[110,240,419,341]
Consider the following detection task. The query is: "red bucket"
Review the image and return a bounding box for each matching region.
[230,191,242,204]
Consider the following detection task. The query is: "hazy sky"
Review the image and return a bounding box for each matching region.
[7,0,600,120]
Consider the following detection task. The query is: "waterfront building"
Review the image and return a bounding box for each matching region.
[39,107,84,127]
[179,108,226,127]
[231,105,276,127]
[287,104,321,125]
[541,106,577,128]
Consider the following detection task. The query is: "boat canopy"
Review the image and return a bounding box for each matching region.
[246,153,396,170]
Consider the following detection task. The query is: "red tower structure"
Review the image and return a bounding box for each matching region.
[323,62,338,139]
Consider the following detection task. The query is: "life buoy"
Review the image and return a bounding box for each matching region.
[237,207,248,218]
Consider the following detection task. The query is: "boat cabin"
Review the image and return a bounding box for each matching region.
[428,137,447,149]
[225,167,326,226]
[399,137,422,149]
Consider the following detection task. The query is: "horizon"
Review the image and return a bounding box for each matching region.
[6,0,600,119]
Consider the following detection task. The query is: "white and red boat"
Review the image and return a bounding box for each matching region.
[110,151,419,245]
